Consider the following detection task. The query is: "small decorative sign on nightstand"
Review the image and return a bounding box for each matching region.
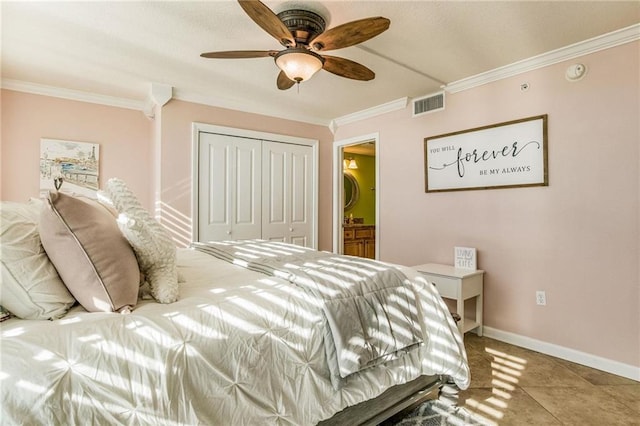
[454,246,477,270]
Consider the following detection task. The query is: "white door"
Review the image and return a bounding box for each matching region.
[198,133,261,242]
[261,141,313,247]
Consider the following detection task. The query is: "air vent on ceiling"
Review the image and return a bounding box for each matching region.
[412,91,445,117]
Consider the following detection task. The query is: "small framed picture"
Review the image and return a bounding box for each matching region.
[40,138,100,196]
[454,246,477,270]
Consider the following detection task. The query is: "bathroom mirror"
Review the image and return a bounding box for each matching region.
[344,172,359,211]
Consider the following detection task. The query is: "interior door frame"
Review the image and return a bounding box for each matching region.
[332,132,380,257]
[191,122,319,248]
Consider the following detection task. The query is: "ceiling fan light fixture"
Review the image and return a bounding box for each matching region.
[201,1,390,90]
[275,48,324,83]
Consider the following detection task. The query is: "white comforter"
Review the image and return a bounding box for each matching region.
[191,240,425,381]
[0,248,469,425]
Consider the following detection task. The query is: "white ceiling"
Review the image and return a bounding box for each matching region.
[2,1,639,125]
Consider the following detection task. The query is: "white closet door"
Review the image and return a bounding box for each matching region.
[262,141,313,247]
[198,133,261,242]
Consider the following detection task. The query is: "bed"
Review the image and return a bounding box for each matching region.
[0,180,470,425]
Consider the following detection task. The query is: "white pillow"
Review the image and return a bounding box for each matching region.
[100,178,178,303]
[0,199,75,319]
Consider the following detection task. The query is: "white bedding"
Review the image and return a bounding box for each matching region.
[0,248,470,425]
[192,240,425,381]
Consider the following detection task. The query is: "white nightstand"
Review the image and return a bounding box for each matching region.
[413,263,484,336]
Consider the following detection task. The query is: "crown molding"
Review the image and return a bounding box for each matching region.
[143,83,174,119]
[330,97,409,133]
[3,24,637,129]
[329,24,639,128]
[444,23,640,94]
[1,79,146,111]
[0,78,329,127]
[173,89,329,128]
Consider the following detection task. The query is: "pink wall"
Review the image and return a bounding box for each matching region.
[1,90,152,208]
[2,42,636,371]
[0,93,333,251]
[156,100,335,249]
[334,42,639,368]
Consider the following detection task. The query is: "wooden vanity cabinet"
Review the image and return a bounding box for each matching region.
[343,225,375,259]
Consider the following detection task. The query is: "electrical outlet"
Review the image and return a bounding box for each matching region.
[536,291,546,306]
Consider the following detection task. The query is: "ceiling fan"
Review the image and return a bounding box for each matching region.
[200,0,390,90]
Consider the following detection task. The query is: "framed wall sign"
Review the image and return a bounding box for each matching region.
[424,115,548,192]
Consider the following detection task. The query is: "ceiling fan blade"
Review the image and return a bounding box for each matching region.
[277,71,296,90]
[238,0,295,47]
[322,56,375,81]
[310,17,390,51]
[200,50,278,59]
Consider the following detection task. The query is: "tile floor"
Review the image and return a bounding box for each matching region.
[458,334,639,425]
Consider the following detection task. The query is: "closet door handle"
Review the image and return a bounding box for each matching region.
[289,227,293,232]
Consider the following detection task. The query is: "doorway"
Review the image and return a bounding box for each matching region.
[333,133,379,258]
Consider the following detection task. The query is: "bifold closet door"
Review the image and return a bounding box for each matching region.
[198,133,261,242]
[261,141,313,247]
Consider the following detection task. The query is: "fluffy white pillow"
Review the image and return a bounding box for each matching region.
[0,199,75,319]
[100,178,178,303]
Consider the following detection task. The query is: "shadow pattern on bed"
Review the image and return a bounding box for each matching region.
[0,244,469,425]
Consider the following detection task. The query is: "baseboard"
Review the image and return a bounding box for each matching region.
[482,326,640,382]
